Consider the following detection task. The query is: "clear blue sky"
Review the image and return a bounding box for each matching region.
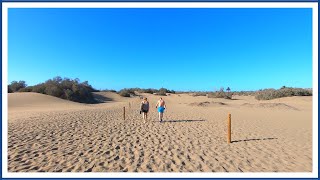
[8,8,312,91]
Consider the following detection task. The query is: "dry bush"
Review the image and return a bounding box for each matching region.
[255,87,312,100]
[10,76,98,103]
[118,89,135,97]
[208,91,232,99]
[8,81,27,92]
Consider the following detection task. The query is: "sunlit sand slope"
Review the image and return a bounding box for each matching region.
[8,93,312,172]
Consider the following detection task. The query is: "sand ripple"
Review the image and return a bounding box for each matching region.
[8,103,312,172]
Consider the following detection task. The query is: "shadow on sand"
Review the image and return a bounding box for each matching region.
[231,137,278,143]
[93,94,113,103]
[163,119,206,123]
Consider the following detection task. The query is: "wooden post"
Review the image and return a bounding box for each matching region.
[227,113,231,144]
[123,107,125,120]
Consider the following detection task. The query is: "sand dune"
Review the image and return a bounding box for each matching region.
[7,92,312,172]
[241,103,299,111]
[9,92,83,109]
[93,92,128,103]
[189,101,227,107]
[8,93,88,121]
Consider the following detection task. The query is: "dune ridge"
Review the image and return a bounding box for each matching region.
[241,103,299,111]
[189,101,227,107]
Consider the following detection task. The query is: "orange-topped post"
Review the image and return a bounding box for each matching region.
[228,113,231,143]
[123,107,126,120]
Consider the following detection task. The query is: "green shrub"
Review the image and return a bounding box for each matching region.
[292,88,312,96]
[15,76,98,103]
[232,91,255,96]
[255,87,312,100]
[18,87,33,92]
[190,92,207,96]
[141,88,158,94]
[117,87,174,95]
[64,89,73,100]
[8,86,13,93]
[208,88,232,99]
[156,88,175,95]
[45,84,64,98]
[8,81,27,92]
[101,89,117,93]
[32,84,46,94]
[158,88,168,96]
[118,88,135,97]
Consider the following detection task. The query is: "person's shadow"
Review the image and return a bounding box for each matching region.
[231,137,278,143]
[163,119,205,123]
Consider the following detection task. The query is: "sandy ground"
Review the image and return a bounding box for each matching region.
[7,92,312,172]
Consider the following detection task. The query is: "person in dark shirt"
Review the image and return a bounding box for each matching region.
[140,97,149,122]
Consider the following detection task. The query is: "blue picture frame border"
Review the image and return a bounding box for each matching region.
[0,1,318,179]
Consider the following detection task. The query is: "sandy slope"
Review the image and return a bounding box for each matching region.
[7,92,312,172]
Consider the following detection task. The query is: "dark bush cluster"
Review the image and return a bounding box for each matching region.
[190,92,208,96]
[140,88,158,94]
[101,89,117,93]
[158,88,169,95]
[9,76,98,103]
[231,91,256,96]
[8,87,13,93]
[117,87,175,97]
[208,92,232,99]
[139,88,175,94]
[255,87,312,100]
[174,91,209,96]
[18,86,33,92]
[207,88,232,99]
[118,88,136,97]
[8,81,27,93]
[40,77,97,103]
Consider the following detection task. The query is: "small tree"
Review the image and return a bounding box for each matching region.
[8,81,27,92]
[32,84,46,94]
[118,89,135,97]
[158,88,168,96]
[64,89,74,100]
[8,85,13,93]
[226,87,231,93]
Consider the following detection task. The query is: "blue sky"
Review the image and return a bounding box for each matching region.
[8,8,312,91]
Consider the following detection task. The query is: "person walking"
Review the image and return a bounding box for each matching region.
[156,97,166,122]
[140,97,149,123]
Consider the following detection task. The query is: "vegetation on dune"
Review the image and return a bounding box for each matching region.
[231,91,256,96]
[178,91,209,96]
[8,81,27,93]
[255,87,312,100]
[158,88,173,95]
[190,92,208,96]
[140,88,158,94]
[100,89,117,93]
[9,78,312,101]
[118,88,136,97]
[117,87,175,97]
[207,87,233,99]
[8,87,13,93]
[206,86,312,100]
[8,76,98,103]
